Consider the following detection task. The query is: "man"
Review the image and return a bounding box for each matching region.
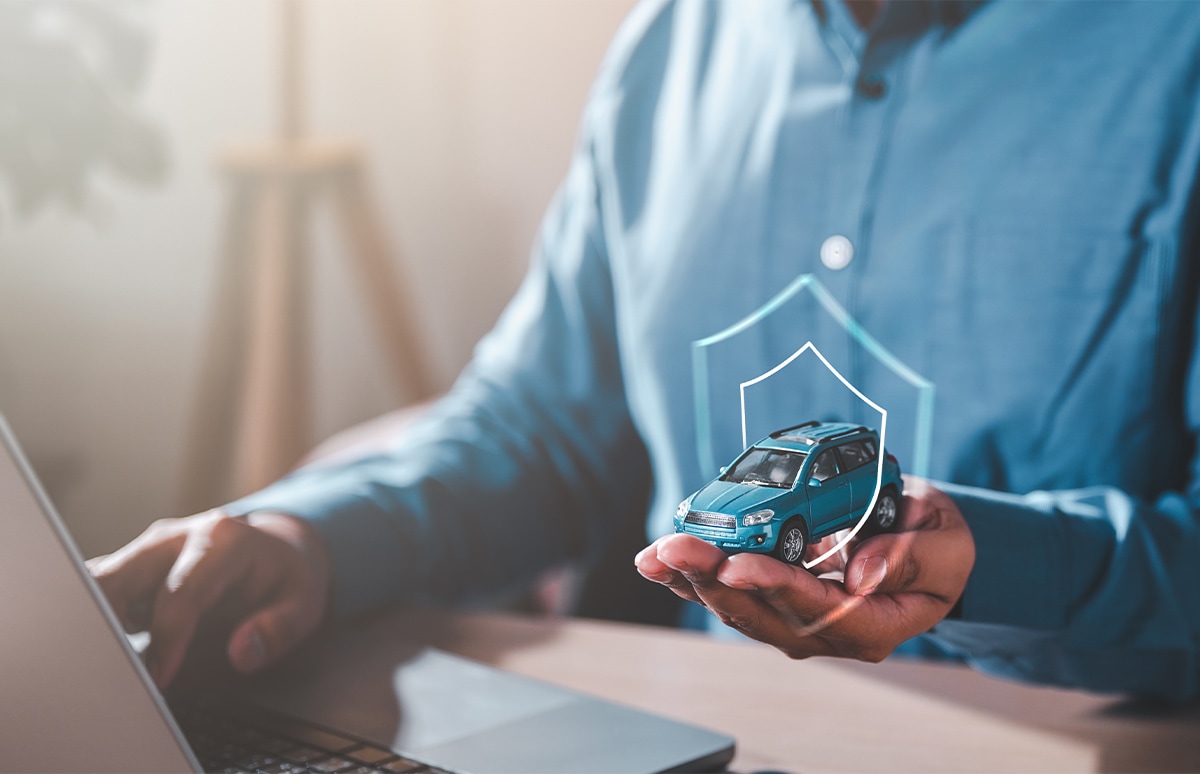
[91,0,1200,699]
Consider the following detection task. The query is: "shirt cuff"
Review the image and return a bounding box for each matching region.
[938,481,1112,632]
[224,462,415,618]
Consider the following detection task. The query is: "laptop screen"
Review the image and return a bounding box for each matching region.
[0,419,198,772]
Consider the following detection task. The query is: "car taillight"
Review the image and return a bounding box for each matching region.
[886,453,898,465]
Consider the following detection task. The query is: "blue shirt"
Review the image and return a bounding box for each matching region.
[231,0,1200,700]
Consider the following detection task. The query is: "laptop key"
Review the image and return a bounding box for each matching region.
[276,725,361,754]
[282,746,330,763]
[248,734,302,756]
[344,745,400,764]
[253,762,296,774]
[176,702,448,774]
[303,756,359,773]
[377,758,429,773]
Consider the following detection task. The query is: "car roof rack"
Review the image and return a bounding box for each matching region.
[769,422,869,446]
[769,420,820,439]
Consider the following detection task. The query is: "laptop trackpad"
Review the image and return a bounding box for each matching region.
[414,697,736,774]
[390,648,576,749]
[240,640,576,751]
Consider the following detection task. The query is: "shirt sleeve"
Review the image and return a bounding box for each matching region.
[225,95,650,618]
[929,299,1200,700]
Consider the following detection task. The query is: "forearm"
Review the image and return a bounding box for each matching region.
[227,375,647,617]
[226,111,646,618]
[929,482,1200,700]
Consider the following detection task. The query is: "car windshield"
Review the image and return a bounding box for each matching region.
[723,448,808,488]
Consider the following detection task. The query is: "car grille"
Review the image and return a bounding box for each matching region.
[684,511,736,529]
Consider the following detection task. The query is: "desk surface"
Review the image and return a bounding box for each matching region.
[394,610,1200,773]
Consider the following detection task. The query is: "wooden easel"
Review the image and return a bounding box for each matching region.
[179,1,430,512]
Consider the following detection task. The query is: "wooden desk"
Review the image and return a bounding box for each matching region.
[405,610,1200,773]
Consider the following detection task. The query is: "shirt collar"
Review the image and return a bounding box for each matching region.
[810,0,988,32]
[932,0,988,28]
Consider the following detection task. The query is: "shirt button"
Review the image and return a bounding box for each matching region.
[857,74,887,99]
[820,235,854,270]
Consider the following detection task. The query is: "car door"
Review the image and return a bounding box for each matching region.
[836,440,877,518]
[804,449,852,536]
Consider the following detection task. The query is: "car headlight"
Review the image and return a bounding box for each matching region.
[743,509,774,526]
[676,496,693,519]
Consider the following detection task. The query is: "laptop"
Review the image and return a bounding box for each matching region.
[0,415,735,773]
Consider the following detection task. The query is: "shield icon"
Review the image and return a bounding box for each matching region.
[691,273,934,567]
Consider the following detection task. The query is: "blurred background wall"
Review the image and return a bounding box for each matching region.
[0,0,636,557]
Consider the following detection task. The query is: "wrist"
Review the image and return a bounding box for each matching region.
[244,510,333,615]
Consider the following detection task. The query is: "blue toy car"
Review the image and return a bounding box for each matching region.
[675,421,902,565]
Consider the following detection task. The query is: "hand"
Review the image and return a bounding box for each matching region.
[635,476,974,662]
[87,509,331,689]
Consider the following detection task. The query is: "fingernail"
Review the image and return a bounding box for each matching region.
[855,556,887,595]
[145,656,161,686]
[638,568,668,583]
[717,563,754,591]
[238,628,268,672]
[672,560,699,582]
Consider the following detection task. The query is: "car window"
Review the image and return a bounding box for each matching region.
[723,448,808,488]
[837,440,874,471]
[808,450,840,483]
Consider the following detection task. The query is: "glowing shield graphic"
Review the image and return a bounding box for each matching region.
[691,274,935,568]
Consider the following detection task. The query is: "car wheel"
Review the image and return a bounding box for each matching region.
[775,520,807,566]
[871,488,899,531]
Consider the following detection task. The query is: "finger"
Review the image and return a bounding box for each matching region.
[843,530,969,602]
[844,502,973,602]
[806,532,848,573]
[652,538,835,654]
[897,476,959,530]
[651,534,729,580]
[145,515,253,688]
[720,552,916,660]
[635,539,703,604]
[227,593,321,674]
[717,552,847,629]
[733,480,973,658]
[88,523,188,633]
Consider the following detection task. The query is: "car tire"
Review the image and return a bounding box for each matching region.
[775,520,808,566]
[870,487,900,532]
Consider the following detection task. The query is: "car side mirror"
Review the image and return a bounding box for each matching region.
[807,478,822,488]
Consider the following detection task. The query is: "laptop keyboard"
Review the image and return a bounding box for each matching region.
[173,701,453,774]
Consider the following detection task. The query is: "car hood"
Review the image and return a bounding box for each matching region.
[689,479,788,516]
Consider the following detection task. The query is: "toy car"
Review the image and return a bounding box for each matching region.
[674,421,902,565]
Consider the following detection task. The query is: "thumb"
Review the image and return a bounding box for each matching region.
[844,530,926,597]
[227,596,319,674]
[845,517,971,601]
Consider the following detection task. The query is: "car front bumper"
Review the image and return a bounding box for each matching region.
[674,520,780,554]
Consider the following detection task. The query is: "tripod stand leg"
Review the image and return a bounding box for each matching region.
[330,165,432,401]
[178,176,260,514]
[233,176,314,495]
